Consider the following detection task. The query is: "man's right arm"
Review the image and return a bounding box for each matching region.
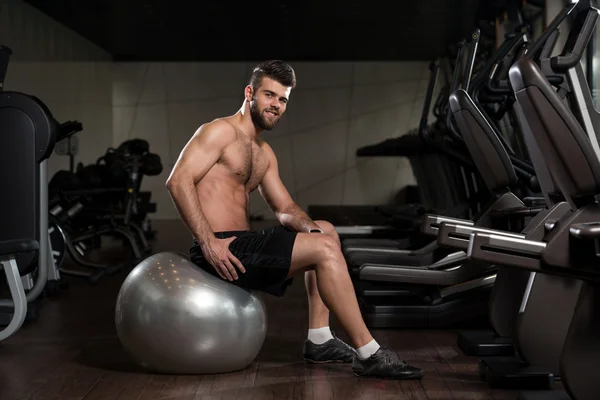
[165,121,235,247]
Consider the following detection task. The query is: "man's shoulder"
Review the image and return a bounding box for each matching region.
[194,118,238,144]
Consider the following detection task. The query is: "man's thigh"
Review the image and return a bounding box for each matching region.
[259,225,334,277]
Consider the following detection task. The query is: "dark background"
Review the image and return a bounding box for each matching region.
[23,0,545,61]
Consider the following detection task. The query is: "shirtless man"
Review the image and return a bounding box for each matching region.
[166,60,424,380]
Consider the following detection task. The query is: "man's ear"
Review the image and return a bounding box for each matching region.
[244,85,254,102]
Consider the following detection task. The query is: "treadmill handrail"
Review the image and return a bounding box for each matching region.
[440,223,526,239]
[467,232,546,271]
[358,251,494,286]
[551,6,600,70]
[344,247,430,255]
[422,214,474,237]
[569,221,600,238]
[419,59,477,169]
[438,222,527,251]
[470,229,600,282]
[360,250,467,271]
[477,25,529,95]
[446,32,480,144]
[418,59,441,137]
[524,2,580,59]
[463,29,480,93]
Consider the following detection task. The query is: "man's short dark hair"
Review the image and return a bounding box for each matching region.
[249,60,296,90]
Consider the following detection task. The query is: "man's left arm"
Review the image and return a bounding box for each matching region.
[258,145,323,233]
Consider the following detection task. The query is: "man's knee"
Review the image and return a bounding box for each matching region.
[290,232,344,276]
[315,235,344,266]
[314,220,340,246]
[315,236,347,270]
[314,220,335,235]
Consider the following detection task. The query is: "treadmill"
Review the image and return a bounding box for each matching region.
[335,39,491,250]
[461,27,600,398]
[308,49,478,242]
[443,12,575,358]
[351,31,547,328]
[343,29,538,266]
[467,58,600,395]
[437,0,600,390]
[343,24,538,256]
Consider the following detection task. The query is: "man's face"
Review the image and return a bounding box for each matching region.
[248,77,292,131]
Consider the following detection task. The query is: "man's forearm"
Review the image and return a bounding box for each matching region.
[167,180,215,246]
[277,204,322,233]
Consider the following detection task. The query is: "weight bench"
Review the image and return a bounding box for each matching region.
[0,239,39,341]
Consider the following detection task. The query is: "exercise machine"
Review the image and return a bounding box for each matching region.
[0,45,58,339]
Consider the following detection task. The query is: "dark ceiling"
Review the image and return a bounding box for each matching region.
[23,0,528,61]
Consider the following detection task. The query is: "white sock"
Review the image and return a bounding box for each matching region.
[307,326,334,344]
[356,339,381,360]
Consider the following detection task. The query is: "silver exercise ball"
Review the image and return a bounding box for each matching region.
[115,251,268,374]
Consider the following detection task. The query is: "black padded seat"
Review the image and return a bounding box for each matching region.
[0,240,39,256]
[449,89,518,192]
[510,57,600,205]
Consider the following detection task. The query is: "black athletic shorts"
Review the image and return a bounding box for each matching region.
[189,225,297,297]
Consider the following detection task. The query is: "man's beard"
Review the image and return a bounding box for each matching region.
[250,99,279,131]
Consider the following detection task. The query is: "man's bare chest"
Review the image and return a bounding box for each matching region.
[221,140,268,190]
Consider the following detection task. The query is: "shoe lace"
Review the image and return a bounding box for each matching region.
[380,348,408,367]
[336,338,357,353]
[332,333,357,353]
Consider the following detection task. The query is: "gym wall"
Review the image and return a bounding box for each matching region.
[1,0,439,221]
[113,62,437,220]
[0,0,113,180]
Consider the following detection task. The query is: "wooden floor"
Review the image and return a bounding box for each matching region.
[0,219,523,400]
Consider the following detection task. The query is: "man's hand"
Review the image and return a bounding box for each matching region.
[200,237,246,281]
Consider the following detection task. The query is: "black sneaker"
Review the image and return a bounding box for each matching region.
[303,334,356,364]
[352,347,424,380]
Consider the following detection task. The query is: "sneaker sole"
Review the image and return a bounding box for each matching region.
[304,357,353,364]
[352,371,425,380]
